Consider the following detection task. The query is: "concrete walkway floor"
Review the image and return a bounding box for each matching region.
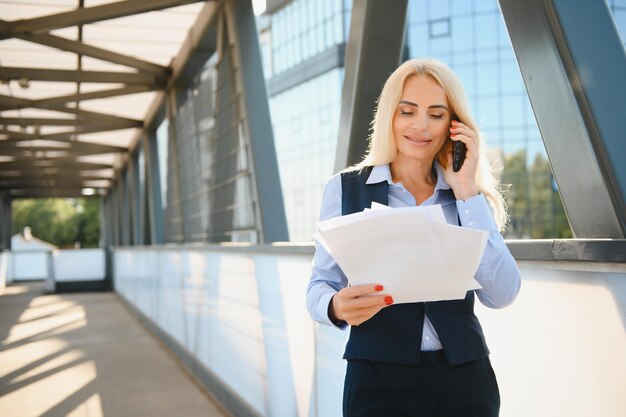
[0,282,230,417]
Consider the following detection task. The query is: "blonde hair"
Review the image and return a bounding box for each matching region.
[353,57,508,229]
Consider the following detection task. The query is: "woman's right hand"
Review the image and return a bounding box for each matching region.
[330,284,394,326]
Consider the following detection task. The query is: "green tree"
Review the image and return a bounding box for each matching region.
[502,149,530,238]
[529,154,572,238]
[12,198,101,248]
[502,150,572,239]
[77,198,101,247]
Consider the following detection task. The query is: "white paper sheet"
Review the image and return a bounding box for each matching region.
[317,204,488,303]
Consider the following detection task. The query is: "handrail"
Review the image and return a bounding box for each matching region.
[111,238,626,263]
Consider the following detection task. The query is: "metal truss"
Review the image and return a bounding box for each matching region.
[0,0,207,199]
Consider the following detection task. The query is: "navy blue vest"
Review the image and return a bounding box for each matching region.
[340,167,489,365]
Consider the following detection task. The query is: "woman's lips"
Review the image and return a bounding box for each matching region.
[404,135,432,145]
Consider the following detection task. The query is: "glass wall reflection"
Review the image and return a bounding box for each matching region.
[608,0,626,44]
[263,0,575,241]
[264,0,350,241]
[406,0,571,238]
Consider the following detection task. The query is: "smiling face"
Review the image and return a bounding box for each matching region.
[392,75,452,165]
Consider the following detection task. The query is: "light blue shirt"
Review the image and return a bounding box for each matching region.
[306,163,521,351]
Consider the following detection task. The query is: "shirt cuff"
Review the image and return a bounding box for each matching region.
[318,290,348,329]
[456,194,498,232]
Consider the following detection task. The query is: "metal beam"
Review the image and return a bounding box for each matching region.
[114,177,123,245]
[32,86,154,108]
[42,128,124,142]
[101,196,111,246]
[265,0,290,14]
[0,0,206,39]
[0,116,134,128]
[0,150,119,158]
[0,192,12,250]
[142,131,164,244]
[0,141,127,154]
[226,0,288,243]
[101,195,113,288]
[43,126,135,142]
[0,117,80,126]
[16,140,125,153]
[0,128,33,141]
[0,154,113,163]
[0,95,143,127]
[0,94,30,109]
[41,105,143,127]
[334,0,408,171]
[14,31,169,75]
[120,168,131,245]
[130,152,143,245]
[499,0,626,238]
[170,3,219,88]
[0,180,109,189]
[0,160,113,170]
[7,188,94,197]
[0,126,136,143]
[550,0,626,235]
[0,67,163,86]
[0,174,111,182]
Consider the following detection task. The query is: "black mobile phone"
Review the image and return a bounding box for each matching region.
[451,118,466,172]
[453,140,466,172]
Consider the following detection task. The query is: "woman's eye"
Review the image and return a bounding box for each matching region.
[400,110,413,115]
[431,114,444,119]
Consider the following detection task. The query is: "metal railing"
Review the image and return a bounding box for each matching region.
[113,243,626,417]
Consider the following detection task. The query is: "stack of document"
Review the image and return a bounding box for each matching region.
[316,203,488,304]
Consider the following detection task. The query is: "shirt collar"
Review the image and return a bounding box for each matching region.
[366,162,451,191]
[366,164,393,185]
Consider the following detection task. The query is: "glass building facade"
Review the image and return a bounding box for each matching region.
[261,0,626,242]
[609,0,626,42]
[262,0,351,241]
[405,1,563,239]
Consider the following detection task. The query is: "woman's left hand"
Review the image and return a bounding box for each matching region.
[444,120,479,200]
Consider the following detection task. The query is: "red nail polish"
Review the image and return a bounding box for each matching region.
[375,285,383,291]
[450,133,457,137]
[384,296,393,305]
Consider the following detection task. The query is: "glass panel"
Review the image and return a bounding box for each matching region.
[271,0,351,76]
[451,16,473,52]
[163,42,259,244]
[173,87,205,242]
[608,0,626,45]
[263,0,352,241]
[406,0,573,238]
[428,0,450,20]
[475,12,498,50]
[270,68,343,241]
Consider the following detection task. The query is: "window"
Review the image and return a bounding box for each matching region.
[428,18,451,38]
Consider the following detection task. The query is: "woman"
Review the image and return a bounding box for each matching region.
[306,58,521,417]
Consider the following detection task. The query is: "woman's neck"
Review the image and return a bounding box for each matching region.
[390,156,437,205]
[390,155,435,187]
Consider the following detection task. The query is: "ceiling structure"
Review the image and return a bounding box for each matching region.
[0,0,208,198]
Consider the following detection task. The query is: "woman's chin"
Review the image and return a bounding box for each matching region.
[396,151,437,164]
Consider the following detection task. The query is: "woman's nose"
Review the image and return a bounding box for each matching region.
[410,114,428,131]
